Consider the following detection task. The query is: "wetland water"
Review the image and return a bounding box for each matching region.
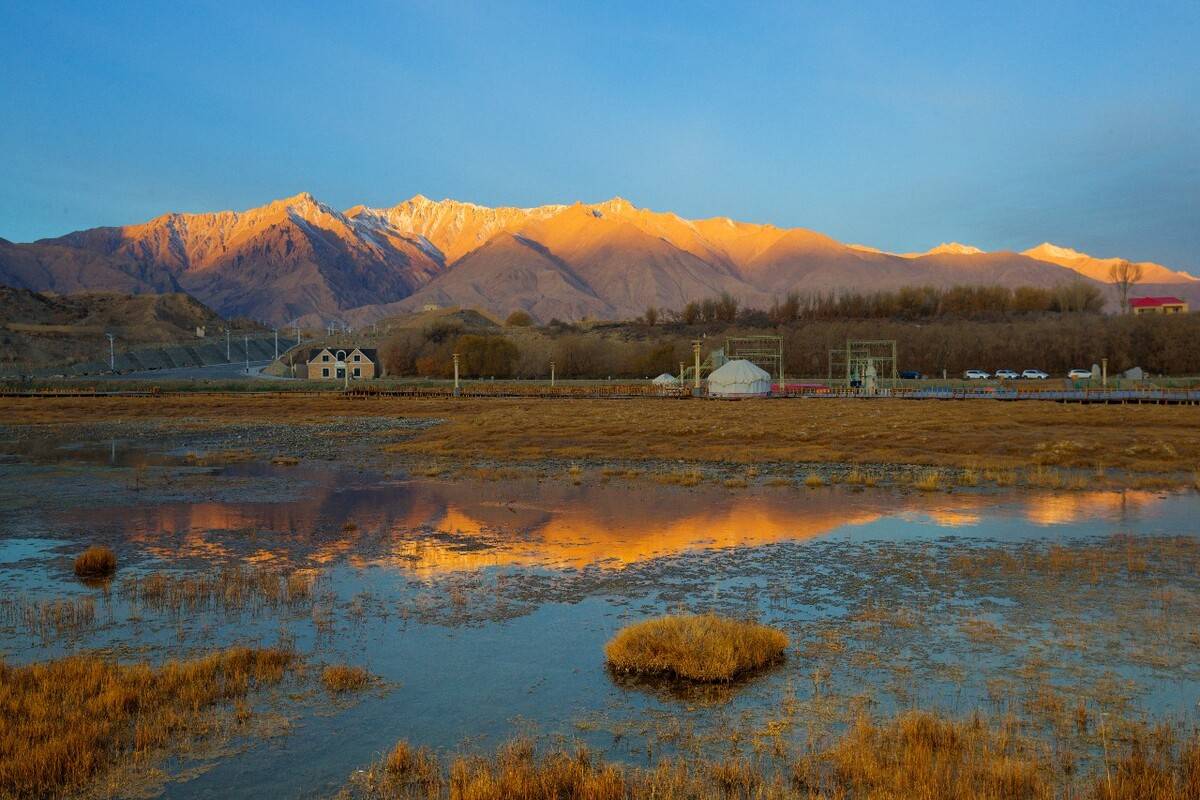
[2,436,1199,798]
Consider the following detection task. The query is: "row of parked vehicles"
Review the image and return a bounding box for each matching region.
[962,369,1093,380]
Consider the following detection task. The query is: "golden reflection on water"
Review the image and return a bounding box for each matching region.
[106,478,1172,574]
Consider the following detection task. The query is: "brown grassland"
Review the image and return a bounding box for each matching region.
[0,647,294,799]
[605,614,788,682]
[3,394,1199,473]
[343,713,1200,799]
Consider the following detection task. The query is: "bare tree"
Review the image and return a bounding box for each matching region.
[1108,259,1144,313]
[643,306,658,327]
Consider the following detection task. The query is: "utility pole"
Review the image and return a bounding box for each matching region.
[295,324,300,346]
[273,328,278,359]
[692,340,702,396]
[225,328,231,362]
[244,335,249,374]
[452,353,460,397]
[550,360,556,388]
[106,332,115,372]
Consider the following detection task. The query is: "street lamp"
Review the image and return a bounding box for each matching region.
[105,332,115,372]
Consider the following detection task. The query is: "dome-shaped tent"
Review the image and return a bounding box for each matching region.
[652,373,679,386]
[706,359,772,398]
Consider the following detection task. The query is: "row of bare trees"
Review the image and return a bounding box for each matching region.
[642,283,1111,328]
[381,306,1198,379]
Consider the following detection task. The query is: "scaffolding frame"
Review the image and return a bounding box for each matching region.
[828,339,897,390]
[724,335,784,380]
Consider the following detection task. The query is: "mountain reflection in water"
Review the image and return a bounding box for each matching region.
[75,473,1175,573]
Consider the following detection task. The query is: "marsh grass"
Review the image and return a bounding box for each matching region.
[73,545,116,579]
[0,647,294,798]
[605,614,788,683]
[655,469,703,487]
[119,566,317,617]
[321,664,371,693]
[344,712,1200,799]
[914,469,943,492]
[0,596,97,641]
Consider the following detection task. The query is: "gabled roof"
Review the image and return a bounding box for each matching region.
[306,346,378,364]
[1130,296,1186,308]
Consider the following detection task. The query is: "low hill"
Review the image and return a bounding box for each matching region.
[0,288,237,370]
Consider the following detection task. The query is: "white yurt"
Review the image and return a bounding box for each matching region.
[652,373,679,386]
[706,359,772,399]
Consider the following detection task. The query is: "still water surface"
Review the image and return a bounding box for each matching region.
[1,450,1197,798]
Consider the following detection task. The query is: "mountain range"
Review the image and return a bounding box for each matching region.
[1,193,1195,325]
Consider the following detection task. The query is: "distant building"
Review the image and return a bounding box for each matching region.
[1130,296,1188,315]
[306,347,379,380]
[195,326,206,338]
[422,303,440,312]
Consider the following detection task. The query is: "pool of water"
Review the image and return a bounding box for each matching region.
[2,450,1198,798]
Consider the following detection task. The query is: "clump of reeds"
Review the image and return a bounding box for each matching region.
[271,455,301,466]
[321,664,371,693]
[913,470,943,492]
[72,545,116,579]
[0,646,294,798]
[604,613,787,682]
[804,473,824,488]
[655,469,703,487]
[723,477,747,488]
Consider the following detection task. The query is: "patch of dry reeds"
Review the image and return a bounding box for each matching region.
[118,566,316,616]
[73,546,116,579]
[604,614,787,682]
[344,713,1200,799]
[0,646,294,798]
[321,665,371,693]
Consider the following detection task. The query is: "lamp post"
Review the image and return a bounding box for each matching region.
[452,353,461,396]
[105,332,115,373]
[225,328,231,362]
[692,340,701,396]
[273,328,278,360]
[244,335,249,374]
[550,360,555,388]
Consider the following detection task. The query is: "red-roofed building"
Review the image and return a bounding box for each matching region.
[1129,296,1188,315]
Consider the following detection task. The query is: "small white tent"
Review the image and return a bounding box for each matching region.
[706,359,772,398]
[652,373,679,386]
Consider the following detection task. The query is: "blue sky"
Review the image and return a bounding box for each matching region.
[2,1,1197,269]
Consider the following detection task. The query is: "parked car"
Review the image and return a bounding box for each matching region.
[899,370,924,380]
[1021,369,1049,379]
[963,369,991,380]
[1068,368,1093,379]
[994,369,1019,379]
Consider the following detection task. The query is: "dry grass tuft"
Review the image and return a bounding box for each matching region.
[270,455,301,466]
[72,546,116,579]
[0,647,294,798]
[914,470,943,492]
[604,614,787,682]
[655,469,703,487]
[321,664,371,693]
[804,473,825,488]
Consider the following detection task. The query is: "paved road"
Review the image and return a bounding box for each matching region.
[95,360,276,380]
